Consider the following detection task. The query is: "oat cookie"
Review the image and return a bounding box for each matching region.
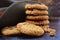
[2,26,21,36]
[26,15,49,20]
[26,20,49,25]
[26,10,48,15]
[25,4,48,10]
[17,22,44,36]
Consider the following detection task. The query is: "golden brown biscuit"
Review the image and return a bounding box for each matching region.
[17,22,44,36]
[32,4,48,10]
[26,10,48,15]
[26,15,49,20]
[42,26,56,36]
[2,26,21,36]
[42,25,56,36]
[47,28,56,36]
[42,25,50,32]
[25,4,48,10]
[26,20,49,25]
[49,29,56,36]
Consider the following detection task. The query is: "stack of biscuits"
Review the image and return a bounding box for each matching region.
[1,4,56,36]
[25,4,49,26]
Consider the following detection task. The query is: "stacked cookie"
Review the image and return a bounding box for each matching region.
[1,22,56,36]
[25,4,49,26]
[1,4,56,36]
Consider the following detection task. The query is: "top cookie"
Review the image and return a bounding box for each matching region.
[25,4,48,10]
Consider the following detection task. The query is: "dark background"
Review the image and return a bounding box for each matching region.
[0,0,60,17]
[0,0,28,7]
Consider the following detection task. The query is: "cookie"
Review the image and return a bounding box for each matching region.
[25,4,48,10]
[42,25,56,36]
[17,22,44,36]
[26,15,49,20]
[26,20,49,25]
[49,29,56,36]
[42,25,50,32]
[42,25,56,35]
[1,26,21,36]
[26,10,48,15]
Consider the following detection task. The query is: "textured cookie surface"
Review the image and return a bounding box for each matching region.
[25,4,48,10]
[26,10,48,15]
[26,20,49,25]
[17,22,44,36]
[26,15,49,20]
[2,26,21,36]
